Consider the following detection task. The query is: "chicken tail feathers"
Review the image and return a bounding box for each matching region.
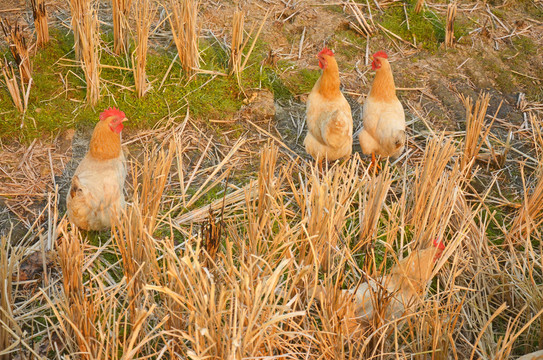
[393,129,406,149]
[69,175,82,199]
[378,128,406,158]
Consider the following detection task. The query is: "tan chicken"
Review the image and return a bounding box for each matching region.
[305,47,353,168]
[349,239,445,323]
[315,239,445,329]
[518,350,543,360]
[359,51,406,169]
[66,108,127,230]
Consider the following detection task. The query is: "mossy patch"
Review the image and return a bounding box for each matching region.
[379,4,446,50]
[0,28,278,142]
[333,29,366,62]
[282,67,320,96]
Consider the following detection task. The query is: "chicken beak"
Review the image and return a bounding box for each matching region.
[121,117,128,122]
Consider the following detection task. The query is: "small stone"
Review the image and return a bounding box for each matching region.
[241,89,276,123]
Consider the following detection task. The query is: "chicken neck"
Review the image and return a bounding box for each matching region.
[317,57,341,99]
[369,59,396,102]
[89,119,122,160]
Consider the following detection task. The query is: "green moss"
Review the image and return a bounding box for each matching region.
[283,68,320,95]
[265,68,294,100]
[500,36,542,100]
[334,29,366,61]
[512,36,537,55]
[0,27,276,142]
[379,5,445,50]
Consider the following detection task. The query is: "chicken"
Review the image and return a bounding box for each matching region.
[315,239,445,329]
[66,108,127,230]
[349,239,445,323]
[304,47,353,168]
[518,350,543,360]
[359,51,406,169]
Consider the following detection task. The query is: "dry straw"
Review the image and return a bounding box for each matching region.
[69,0,101,105]
[530,112,543,159]
[133,0,156,97]
[0,19,32,83]
[446,3,457,48]
[293,158,362,270]
[346,0,373,38]
[3,127,543,358]
[229,9,270,84]
[111,0,133,55]
[1,60,32,113]
[169,0,199,74]
[229,10,244,76]
[460,92,500,176]
[508,165,543,246]
[30,0,50,47]
[56,227,96,358]
[0,235,25,360]
[355,164,393,253]
[409,136,463,247]
[112,141,175,318]
[49,224,162,358]
[414,0,424,13]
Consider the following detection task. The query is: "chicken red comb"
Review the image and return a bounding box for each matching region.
[372,51,388,59]
[433,238,445,251]
[99,107,126,121]
[318,47,334,57]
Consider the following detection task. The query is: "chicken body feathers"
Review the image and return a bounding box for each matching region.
[360,97,405,158]
[305,84,353,162]
[359,56,406,159]
[66,151,126,230]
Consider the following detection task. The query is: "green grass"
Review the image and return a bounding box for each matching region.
[499,35,542,100]
[379,5,446,50]
[281,67,320,96]
[333,29,366,63]
[0,28,280,142]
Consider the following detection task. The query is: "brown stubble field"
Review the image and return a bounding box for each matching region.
[1,0,543,359]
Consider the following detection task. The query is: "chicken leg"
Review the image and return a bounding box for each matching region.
[369,152,381,173]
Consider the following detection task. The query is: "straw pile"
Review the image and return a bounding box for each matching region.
[508,166,543,246]
[0,236,21,360]
[0,19,32,83]
[0,130,542,358]
[0,139,70,223]
[69,0,101,105]
[30,0,50,47]
[228,9,270,82]
[1,61,29,113]
[111,0,133,55]
[346,0,373,38]
[168,0,199,74]
[446,3,457,48]
[229,10,244,77]
[133,0,155,98]
[460,92,498,176]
